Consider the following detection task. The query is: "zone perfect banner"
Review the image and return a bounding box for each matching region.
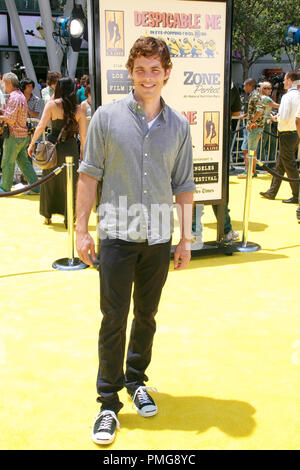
[98,0,227,202]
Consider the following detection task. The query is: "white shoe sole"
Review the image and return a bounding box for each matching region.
[133,404,158,417]
[91,431,115,445]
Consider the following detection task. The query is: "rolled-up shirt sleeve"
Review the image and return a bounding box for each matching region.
[78,108,106,181]
[171,121,196,195]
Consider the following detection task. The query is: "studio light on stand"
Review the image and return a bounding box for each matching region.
[69,4,86,52]
[52,3,87,55]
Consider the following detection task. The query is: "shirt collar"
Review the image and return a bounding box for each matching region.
[8,88,21,97]
[126,90,167,121]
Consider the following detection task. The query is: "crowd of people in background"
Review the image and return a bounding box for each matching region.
[0,71,90,226]
[234,71,300,206]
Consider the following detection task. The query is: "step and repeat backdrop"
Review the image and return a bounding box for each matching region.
[94,0,231,203]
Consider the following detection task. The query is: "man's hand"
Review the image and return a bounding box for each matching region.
[76,230,96,266]
[174,238,191,270]
[75,173,99,266]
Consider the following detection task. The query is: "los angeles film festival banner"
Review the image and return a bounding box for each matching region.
[98,0,227,202]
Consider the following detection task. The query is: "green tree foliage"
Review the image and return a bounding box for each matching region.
[232,0,300,80]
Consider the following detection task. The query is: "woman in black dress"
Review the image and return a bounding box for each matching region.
[28,77,86,226]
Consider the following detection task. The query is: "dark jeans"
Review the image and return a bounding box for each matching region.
[269,131,299,198]
[192,204,232,235]
[212,205,232,235]
[96,237,172,414]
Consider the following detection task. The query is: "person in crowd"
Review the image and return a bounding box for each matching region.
[0,73,4,93]
[75,36,195,445]
[0,78,6,168]
[80,84,92,119]
[20,77,45,126]
[0,72,39,194]
[0,80,5,108]
[296,102,300,139]
[74,77,80,90]
[296,102,300,222]
[41,71,62,104]
[230,81,242,120]
[238,78,265,179]
[257,81,279,164]
[260,70,300,203]
[77,74,89,103]
[19,77,45,181]
[38,78,46,91]
[28,77,86,226]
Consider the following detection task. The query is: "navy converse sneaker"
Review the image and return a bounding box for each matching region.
[91,410,120,445]
[128,386,158,417]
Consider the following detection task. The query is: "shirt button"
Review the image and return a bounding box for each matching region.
[144,153,148,157]
[144,190,147,194]
[144,172,147,176]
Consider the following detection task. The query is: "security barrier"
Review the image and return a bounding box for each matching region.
[234,151,261,253]
[0,156,88,271]
[230,116,282,168]
[52,156,88,271]
[0,164,64,197]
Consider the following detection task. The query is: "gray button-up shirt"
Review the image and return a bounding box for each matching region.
[79,91,195,244]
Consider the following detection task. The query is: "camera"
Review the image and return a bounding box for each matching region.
[26,121,35,136]
[269,73,285,102]
[11,63,26,81]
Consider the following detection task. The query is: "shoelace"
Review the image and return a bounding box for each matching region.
[95,410,120,431]
[131,386,158,408]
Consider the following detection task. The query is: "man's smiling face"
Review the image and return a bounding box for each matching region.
[129,54,171,104]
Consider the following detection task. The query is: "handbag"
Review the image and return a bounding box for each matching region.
[0,121,9,139]
[32,126,65,170]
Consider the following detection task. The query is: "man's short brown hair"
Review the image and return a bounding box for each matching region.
[286,70,300,82]
[126,36,172,76]
[244,78,256,89]
[46,71,62,86]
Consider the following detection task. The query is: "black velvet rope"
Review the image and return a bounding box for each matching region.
[231,126,300,182]
[256,161,300,183]
[0,165,64,197]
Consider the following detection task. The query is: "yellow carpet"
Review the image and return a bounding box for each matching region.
[0,173,300,450]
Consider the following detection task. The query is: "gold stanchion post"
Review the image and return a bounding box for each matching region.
[53,156,89,270]
[234,150,261,253]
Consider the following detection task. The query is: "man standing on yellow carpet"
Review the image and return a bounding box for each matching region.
[260,70,300,203]
[76,36,195,445]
